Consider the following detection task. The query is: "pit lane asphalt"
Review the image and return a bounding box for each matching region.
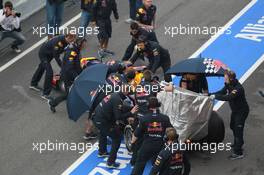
[1,0,264,175]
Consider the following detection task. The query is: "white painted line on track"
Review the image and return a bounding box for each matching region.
[61,147,97,175]
[190,0,258,59]
[0,13,81,73]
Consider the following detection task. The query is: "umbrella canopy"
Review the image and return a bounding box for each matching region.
[166,58,228,76]
[67,64,109,121]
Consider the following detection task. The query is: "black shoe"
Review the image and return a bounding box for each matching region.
[106,162,120,169]
[11,45,22,53]
[130,160,135,166]
[48,99,56,113]
[83,132,97,140]
[97,152,109,158]
[29,85,42,92]
[228,153,244,160]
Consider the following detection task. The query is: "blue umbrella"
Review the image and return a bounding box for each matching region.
[67,64,109,121]
[166,58,228,76]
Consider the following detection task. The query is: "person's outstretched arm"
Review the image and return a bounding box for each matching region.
[112,0,119,20]
[149,150,169,175]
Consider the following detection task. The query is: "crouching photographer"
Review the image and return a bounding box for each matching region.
[0,1,25,53]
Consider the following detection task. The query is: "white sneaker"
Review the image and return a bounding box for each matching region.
[125,18,133,24]
[41,94,51,101]
[11,45,22,53]
[29,85,42,92]
[228,153,244,160]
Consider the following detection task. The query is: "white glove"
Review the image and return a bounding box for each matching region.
[209,95,215,100]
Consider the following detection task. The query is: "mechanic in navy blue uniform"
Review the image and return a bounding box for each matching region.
[135,0,158,43]
[136,0,156,30]
[30,34,76,100]
[210,70,249,160]
[180,74,209,94]
[122,22,158,61]
[83,66,136,140]
[87,69,136,117]
[130,97,173,175]
[130,36,172,82]
[150,127,191,175]
[88,64,136,117]
[136,70,160,115]
[48,38,87,113]
[81,59,129,140]
[130,70,160,166]
[91,0,119,56]
[92,85,138,168]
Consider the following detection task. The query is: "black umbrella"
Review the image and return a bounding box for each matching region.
[166,58,228,76]
[67,64,109,121]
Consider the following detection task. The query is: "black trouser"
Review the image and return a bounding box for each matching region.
[161,50,172,82]
[50,79,72,107]
[97,19,112,40]
[161,58,172,82]
[31,53,54,95]
[151,58,171,82]
[130,114,145,165]
[129,0,137,20]
[93,118,122,164]
[230,109,249,155]
[130,137,143,166]
[148,32,158,43]
[131,141,163,175]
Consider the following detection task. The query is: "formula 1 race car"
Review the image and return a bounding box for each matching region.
[157,87,225,143]
[124,57,227,152]
[124,86,225,152]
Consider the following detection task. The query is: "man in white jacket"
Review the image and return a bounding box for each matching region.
[0,1,26,53]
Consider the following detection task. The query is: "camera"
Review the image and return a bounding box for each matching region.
[15,12,21,17]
